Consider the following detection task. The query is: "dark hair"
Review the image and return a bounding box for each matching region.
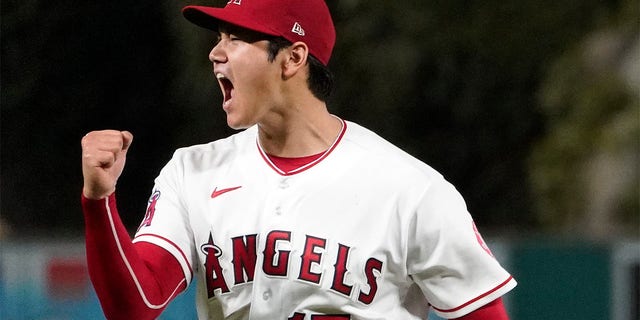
[267,37,334,102]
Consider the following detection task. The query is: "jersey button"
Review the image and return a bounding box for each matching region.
[262,289,272,300]
[278,178,289,189]
[275,206,282,215]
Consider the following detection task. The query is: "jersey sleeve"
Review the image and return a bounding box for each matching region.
[133,153,196,287]
[406,177,516,319]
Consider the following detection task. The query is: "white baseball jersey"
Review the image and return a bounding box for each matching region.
[133,118,516,319]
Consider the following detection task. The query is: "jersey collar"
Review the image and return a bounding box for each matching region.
[256,116,347,176]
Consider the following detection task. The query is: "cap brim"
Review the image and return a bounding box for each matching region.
[182,6,280,37]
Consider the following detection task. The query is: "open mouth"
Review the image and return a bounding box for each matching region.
[216,73,234,107]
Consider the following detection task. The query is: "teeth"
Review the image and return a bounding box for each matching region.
[216,73,226,79]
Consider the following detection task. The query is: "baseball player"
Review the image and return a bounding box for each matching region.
[80,0,516,319]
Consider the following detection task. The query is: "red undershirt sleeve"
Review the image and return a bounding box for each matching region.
[454,298,509,320]
[82,193,187,320]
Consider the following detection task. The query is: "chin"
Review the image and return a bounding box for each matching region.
[226,116,253,130]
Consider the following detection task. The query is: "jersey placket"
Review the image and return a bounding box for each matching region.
[249,174,297,318]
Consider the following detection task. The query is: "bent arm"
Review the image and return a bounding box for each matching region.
[82,194,187,320]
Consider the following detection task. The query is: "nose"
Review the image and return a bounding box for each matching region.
[209,41,226,64]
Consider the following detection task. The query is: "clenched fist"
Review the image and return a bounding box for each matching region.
[81,130,133,200]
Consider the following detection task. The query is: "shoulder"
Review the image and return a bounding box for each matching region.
[342,121,444,182]
[169,126,257,169]
[339,120,467,222]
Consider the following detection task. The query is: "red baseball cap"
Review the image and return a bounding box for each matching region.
[182,0,336,66]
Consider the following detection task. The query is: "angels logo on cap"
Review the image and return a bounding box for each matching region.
[182,0,336,66]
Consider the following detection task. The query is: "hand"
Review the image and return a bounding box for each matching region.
[81,130,133,199]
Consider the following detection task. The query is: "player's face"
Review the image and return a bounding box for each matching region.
[209,24,284,129]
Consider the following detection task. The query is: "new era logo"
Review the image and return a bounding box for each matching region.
[291,22,305,36]
[227,0,241,4]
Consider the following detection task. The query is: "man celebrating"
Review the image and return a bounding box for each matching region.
[80,0,516,319]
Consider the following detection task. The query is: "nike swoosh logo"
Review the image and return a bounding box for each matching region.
[211,186,242,198]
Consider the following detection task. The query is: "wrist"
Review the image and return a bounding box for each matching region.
[82,186,114,200]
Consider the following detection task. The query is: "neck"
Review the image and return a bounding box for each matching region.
[257,101,342,157]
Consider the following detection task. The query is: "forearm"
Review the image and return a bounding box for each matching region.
[82,193,186,320]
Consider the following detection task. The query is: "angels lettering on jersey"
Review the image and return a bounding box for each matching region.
[201,230,383,304]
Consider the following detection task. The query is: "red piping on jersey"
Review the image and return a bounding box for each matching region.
[134,233,194,279]
[257,117,347,176]
[103,197,186,309]
[432,276,514,313]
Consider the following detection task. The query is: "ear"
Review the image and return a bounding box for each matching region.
[282,42,309,79]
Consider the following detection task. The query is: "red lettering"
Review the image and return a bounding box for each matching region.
[330,244,353,296]
[288,313,305,320]
[298,235,326,284]
[358,258,383,304]
[202,233,229,297]
[263,230,291,276]
[200,229,383,304]
[231,234,257,284]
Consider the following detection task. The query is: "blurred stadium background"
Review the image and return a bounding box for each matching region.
[1,0,638,319]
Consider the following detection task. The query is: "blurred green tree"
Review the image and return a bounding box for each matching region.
[530,0,639,237]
